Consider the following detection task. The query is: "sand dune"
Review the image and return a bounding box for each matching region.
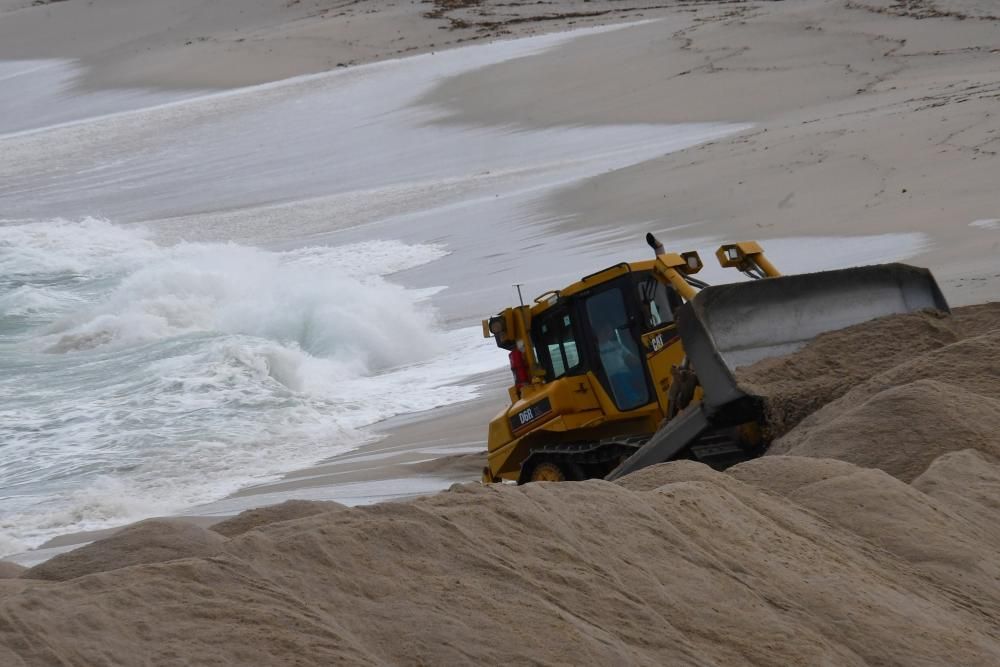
[740,303,1000,433]
[745,303,1000,481]
[2,459,1000,665]
[22,520,227,583]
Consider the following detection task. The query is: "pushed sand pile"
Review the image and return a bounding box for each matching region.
[735,309,961,435]
[736,303,1000,435]
[2,303,998,665]
[740,303,1000,480]
[912,449,1000,525]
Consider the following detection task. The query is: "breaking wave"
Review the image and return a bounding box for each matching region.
[0,218,500,554]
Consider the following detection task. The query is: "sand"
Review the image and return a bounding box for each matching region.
[736,309,964,437]
[479,1,1000,304]
[730,454,1000,621]
[3,456,1000,664]
[210,500,346,538]
[737,303,1000,434]
[22,519,227,582]
[0,0,703,90]
[0,562,25,579]
[740,303,1000,481]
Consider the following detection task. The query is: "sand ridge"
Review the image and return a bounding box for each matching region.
[2,458,1000,664]
[740,303,1000,481]
[22,519,228,582]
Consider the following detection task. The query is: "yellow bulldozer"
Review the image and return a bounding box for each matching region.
[481,233,949,484]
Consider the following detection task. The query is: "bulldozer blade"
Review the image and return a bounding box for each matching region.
[678,263,949,422]
[606,263,949,481]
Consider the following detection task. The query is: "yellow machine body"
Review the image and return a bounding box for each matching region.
[481,241,777,484]
[482,235,951,484]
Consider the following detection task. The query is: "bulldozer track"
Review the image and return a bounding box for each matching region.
[519,438,645,483]
[520,427,758,483]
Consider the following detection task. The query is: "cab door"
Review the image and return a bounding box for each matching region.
[581,283,651,411]
[634,271,689,416]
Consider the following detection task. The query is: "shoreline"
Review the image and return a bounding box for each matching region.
[9,370,509,566]
[219,369,508,506]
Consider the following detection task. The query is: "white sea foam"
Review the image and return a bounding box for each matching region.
[0,218,501,554]
[0,59,204,137]
[0,217,157,276]
[970,219,1000,230]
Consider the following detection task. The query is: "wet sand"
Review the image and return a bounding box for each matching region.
[423,2,1000,304]
[0,0,703,90]
[215,370,509,507]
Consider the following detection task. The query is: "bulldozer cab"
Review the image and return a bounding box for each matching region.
[531,268,681,414]
[482,261,695,484]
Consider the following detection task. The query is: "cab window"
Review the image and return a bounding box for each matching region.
[637,273,681,331]
[537,310,580,379]
[585,286,650,411]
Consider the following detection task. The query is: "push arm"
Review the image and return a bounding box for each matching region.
[646,233,703,302]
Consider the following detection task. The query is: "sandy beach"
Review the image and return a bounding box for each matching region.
[2,0,1000,662]
[0,0,702,90]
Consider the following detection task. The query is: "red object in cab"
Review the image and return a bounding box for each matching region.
[509,348,530,387]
